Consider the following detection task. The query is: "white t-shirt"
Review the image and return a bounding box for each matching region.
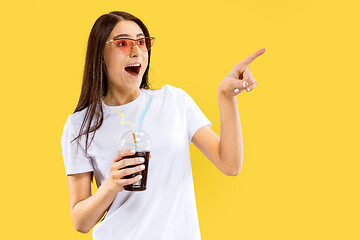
[60,84,212,240]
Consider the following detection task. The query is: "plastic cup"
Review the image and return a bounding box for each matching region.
[120,130,151,191]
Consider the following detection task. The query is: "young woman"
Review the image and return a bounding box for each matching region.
[61,11,265,240]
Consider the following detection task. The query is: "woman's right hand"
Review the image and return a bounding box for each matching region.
[107,149,145,193]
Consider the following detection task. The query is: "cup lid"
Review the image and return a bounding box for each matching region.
[120,130,151,151]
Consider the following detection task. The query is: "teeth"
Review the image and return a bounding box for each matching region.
[127,63,140,67]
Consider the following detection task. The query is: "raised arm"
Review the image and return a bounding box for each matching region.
[192,48,266,176]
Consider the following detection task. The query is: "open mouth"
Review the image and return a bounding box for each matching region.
[124,63,141,77]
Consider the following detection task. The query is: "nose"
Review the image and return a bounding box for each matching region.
[130,44,142,58]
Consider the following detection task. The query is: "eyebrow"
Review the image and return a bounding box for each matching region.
[113,33,145,39]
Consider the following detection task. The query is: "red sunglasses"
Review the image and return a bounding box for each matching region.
[106,37,156,53]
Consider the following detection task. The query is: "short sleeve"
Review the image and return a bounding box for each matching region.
[179,89,212,144]
[60,115,94,176]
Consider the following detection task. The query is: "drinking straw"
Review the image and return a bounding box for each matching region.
[138,95,153,133]
[111,94,153,147]
[112,108,137,143]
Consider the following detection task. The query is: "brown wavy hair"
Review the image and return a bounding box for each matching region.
[71,11,153,181]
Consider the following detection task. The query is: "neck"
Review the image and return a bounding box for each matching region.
[103,88,140,106]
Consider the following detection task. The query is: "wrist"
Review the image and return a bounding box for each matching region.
[103,178,120,194]
[217,88,235,100]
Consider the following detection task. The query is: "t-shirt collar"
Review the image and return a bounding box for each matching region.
[101,89,144,111]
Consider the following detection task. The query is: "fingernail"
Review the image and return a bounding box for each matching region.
[140,165,145,170]
[130,149,135,154]
[140,158,145,162]
[243,82,246,87]
[138,175,143,180]
[234,88,239,93]
[247,88,251,91]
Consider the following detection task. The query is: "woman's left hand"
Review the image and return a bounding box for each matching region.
[218,47,266,97]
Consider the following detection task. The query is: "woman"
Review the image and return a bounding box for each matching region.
[61,11,265,239]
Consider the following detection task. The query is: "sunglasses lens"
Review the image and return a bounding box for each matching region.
[113,39,132,53]
[145,38,155,51]
[134,38,155,52]
[136,38,147,52]
[133,38,155,52]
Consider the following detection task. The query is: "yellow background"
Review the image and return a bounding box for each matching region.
[1,0,359,239]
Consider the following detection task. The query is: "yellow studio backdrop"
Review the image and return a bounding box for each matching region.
[1,0,359,239]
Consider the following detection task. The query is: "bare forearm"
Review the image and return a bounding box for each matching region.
[217,91,243,175]
[71,179,118,233]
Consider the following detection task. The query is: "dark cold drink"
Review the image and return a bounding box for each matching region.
[120,130,151,191]
[121,151,150,191]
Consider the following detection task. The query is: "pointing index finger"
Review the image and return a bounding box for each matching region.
[240,47,266,66]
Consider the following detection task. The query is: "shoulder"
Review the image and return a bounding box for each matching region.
[63,107,88,133]
[145,84,190,100]
[164,84,188,96]
[145,85,193,110]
